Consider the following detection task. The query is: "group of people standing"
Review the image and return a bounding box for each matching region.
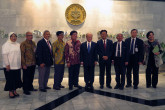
[2,29,163,98]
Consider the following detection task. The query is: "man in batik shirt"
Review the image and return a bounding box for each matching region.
[65,30,82,90]
[52,31,65,90]
[21,31,37,95]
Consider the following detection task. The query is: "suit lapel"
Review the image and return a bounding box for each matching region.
[115,42,117,51]
[85,42,88,52]
[100,39,104,50]
[49,41,53,53]
[43,39,49,49]
[90,42,94,53]
[91,42,94,50]
[106,40,109,51]
[135,38,138,46]
[128,38,131,50]
[121,41,124,56]
[114,42,117,56]
[43,38,52,54]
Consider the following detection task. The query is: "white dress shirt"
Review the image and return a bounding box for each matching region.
[116,41,122,57]
[44,38,52,50]
[87,41,91,49]
[130,37,136,54]
[102,39,107,45]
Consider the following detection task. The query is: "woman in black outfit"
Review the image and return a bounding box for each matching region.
[144,31,163,88]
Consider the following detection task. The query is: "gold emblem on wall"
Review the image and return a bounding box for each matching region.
[65,4,86,25]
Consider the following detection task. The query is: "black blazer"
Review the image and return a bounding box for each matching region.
[112,41,128,63]
[80,41,98,66]
[125,37,144,63]
[36,38,53,66]
[97,39,113,63]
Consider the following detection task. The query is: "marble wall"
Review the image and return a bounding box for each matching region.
[0,0,165,67]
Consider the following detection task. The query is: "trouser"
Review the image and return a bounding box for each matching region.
[68,64,80,87]
[23,65,36,91]
[38,66,50,89]
[126,55,139,86]
[53,64,65,88]
[114,57,126,87]
[146,63,159,87]
[99,61,111,86]
[84,65,95,86]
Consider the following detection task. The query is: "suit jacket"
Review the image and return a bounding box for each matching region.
[80,41,98,66]
[97,39,113,63]
[112,41,128,64]
[125,37,144,63]
[36,38,53,66]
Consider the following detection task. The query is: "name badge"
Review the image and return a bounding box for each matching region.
[135,47,138,52]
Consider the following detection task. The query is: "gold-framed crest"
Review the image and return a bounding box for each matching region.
[65,4,86,25]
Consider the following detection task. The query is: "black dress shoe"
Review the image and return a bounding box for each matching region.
[60,85,65,88]
[69,86,73,90]
[114,85,119,89]
[126,85,132,88]
[119,87,124,90]
[90,85,94,90]
[134,86,138,89]
[85,86,88,90]
[40,89,47,92]
[152,85,157,88]
[74,85,82,89]
[146,85,151,88]
[24,91,31,95]
[100,85,104,89]
[106,85,112,89]
[53,87,61,90]
[30,89,38,91]
[45,87,51,89]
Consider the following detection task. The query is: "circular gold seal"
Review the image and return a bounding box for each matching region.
[65,4,86,25]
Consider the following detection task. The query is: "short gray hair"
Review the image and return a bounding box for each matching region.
[26,31,32,36]
[86,33,93,37]
[116,33,123,37]
[43,30,50,35]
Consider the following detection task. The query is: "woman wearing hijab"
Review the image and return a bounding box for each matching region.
[2,32,22,98]
[144,31,163,88]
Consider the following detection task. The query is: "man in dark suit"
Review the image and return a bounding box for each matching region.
[112,33,128,90]
[36,30,53,92]
[125,29,144,89]
[80,33,98,90]
[97,30,113,89]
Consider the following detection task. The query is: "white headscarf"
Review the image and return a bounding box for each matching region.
[2,32,17,54]
[2,32,21,69]
[7,32,17,43]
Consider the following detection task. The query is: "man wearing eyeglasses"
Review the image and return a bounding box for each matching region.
[20,31,38,95]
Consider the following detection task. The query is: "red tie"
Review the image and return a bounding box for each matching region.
[104,40,106,50]
[47,41,51,53]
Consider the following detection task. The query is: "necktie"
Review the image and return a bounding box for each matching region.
[47,41,51,53]
[117,42,120,57]
[104,40,106,50]
[88,42,90,53]
[130,39,134,54]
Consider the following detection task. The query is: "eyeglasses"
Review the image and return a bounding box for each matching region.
[58,34,64,36]
[27,35,33,36]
